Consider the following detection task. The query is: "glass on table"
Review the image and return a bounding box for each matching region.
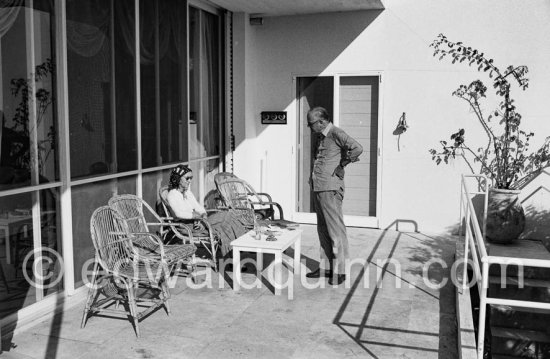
[253,219,261,240]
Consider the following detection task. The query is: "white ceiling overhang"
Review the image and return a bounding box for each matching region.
[206,0,385,17]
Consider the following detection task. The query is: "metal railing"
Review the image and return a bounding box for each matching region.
[459,174,550,359]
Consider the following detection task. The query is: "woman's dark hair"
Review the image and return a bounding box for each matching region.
[168,164,192,190]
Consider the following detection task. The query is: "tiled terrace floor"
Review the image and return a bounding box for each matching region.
[1,224,458,359]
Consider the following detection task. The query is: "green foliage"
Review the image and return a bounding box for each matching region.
[429,34,550,189]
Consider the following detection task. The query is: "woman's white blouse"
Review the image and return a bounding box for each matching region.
[166,189,206,219]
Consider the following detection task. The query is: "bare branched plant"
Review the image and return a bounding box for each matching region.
[429,34,550,189]
[9,58,55,174]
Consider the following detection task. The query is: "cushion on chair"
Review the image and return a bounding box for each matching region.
[114,261,165,283]
[131,235,195,264]
[163,243,196,263]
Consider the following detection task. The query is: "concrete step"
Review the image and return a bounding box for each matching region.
[491,355,527,359]
[488,276,550,302]
[489,276,550,288]
[488,264,550,280]
[491,304,550,315]
[490,326,550,358]
[492,327,550,344]
[491,355,529,359]
[488,286,550,303]
[491,304,550,332]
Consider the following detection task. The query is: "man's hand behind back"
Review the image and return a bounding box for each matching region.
[333,165,345,180]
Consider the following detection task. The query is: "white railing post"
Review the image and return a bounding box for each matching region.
[482,180,488,240]
[459,178,464,237]
[463,211,471,291]
[477,260,489,359]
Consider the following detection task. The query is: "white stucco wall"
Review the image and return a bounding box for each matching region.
[230,0,550,233]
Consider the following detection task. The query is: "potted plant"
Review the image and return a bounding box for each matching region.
[429,34,550,243]
[3,59,55,178]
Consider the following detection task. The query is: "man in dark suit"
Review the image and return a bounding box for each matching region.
[305,107,363,285]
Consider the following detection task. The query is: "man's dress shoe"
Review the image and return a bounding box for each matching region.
[328,274,346,285]
[306,268,332,278]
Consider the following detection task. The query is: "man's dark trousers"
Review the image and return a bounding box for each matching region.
[314,190,349,275]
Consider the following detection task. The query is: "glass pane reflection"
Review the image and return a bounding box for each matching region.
[72,176,136,287]
[67,0,137,179]
[140,0,189,168]
[0,188,62,320]
[0,0,58,190]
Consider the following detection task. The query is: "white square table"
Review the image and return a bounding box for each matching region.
[231,228,302,295]
[0,215,33,265]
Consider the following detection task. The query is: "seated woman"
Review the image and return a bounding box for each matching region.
[166,164,248,258]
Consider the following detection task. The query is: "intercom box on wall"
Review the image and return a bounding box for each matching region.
[261,111,287,125]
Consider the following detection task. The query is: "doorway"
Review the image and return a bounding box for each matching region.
[295,75,380,227]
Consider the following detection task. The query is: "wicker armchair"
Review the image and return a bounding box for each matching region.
[107,194,196,275]
[157,186,219,271]
[214,172,284,224]
[81,206,172,338]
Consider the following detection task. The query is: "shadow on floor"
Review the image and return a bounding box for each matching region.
[332,219,458,359]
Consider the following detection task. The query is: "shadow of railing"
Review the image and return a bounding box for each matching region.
[0,257,65,356]
[44,294,64,358]
[332,219,457,358]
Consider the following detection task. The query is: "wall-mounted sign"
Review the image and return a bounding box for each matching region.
[261,111,287,125]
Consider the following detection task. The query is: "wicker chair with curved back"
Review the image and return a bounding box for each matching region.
[107,194,197,275]
[158,186,219,271]
[214,172,284,224]
[81,206,172,338]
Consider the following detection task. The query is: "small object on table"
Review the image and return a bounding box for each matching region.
[253,219,262,240]
[231,229,302,295]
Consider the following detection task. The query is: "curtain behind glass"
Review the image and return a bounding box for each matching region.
[140,0,188,168]
[201,11,220,158]
[66,0,137,179]
[0,1,22,37]
[0,0,58,190]
[189,8,220,160]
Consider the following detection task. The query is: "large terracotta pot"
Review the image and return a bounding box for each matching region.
[486,188,525,244]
